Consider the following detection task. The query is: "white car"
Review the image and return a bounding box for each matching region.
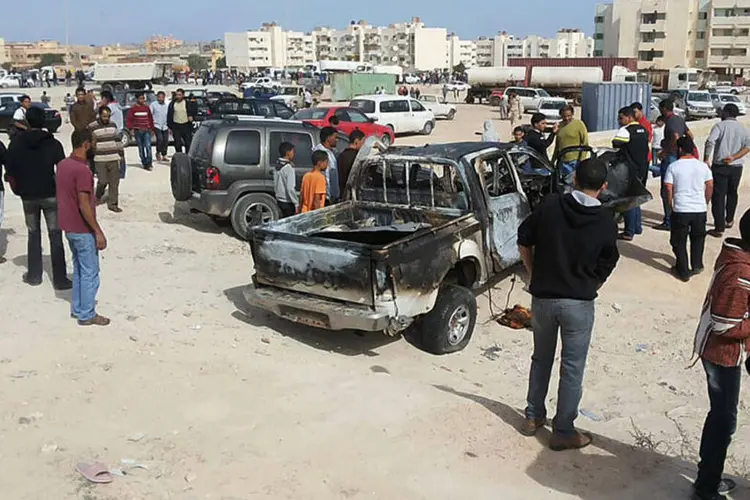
[503,87,553,112]
[0,93,26,105]
[403,74,420,84]
[418,94,457,120]
[535,98,567,128]
[714,82,747,95]
[0,75,21,88]
[445,80,471,92]
[710,92,747,115]
[349,95,436,135]
[241,77,280,90]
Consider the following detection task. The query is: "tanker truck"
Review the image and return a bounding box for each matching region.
[465,67,527,104]
[527,67,604,105]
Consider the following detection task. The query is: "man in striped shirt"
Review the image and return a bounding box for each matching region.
[88,107,124,213]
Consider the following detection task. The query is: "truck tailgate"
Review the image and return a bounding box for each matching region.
[251,231,374,306]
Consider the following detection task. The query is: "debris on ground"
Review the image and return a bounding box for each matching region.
[481,346,503,361]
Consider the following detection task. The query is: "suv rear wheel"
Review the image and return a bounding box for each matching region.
[230,193,280,240]
[419,285,477,355]
[170,153,192,202]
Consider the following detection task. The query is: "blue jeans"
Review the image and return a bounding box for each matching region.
[135,130,152,167]
[66,233,100,321]
[526,297,595,436]
[660,155,677,226]
[622,207,643,237]
[560,160,579,178]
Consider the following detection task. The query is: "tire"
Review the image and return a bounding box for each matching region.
[731,89,739,95]
[380,134,392,148]
[230,193,280,240]
[447,109,456,120]
[421,121,434,135]
[170,153,192,202]
[489,97,500,107]
[419,285,477,355]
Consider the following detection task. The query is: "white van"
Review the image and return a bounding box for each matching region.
[503,87,552,112]
[349,95,436,135]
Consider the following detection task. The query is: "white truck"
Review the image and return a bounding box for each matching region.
[418,94,457,120]
[94,62,173,92]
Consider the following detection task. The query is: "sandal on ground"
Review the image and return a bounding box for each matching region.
[75,462,113,483]
[78,315,111,327]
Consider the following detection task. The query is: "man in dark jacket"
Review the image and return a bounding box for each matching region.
[336,129,365,196]
[4,107,71,289]
[167,88,196,153]
[526,112,558,161]
[517,158,620,451]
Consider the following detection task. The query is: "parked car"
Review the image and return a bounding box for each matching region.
[714,82,747,95]
[211,98,295,120]
[292,106,395,147]
[349,95,436,135]
[0,75,21,88]
[241,77,280,90]
[445,80,471,92]
[271,85,305,110]
[683,90,717,120]
[502,87,553,112]
[403,74,420,84]
[241,139,651,355]
[535,98,567,129]
[169,117,348,239]
[0,101,62,134]
[0,93,27,106]
[207,91,237,105]
[649,97,686,122]
[418,94,457,120]
[710,92,747,115]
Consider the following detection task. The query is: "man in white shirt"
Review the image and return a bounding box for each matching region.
[11,95,32,136]
[99,91,123,131]
[312,126,339,203]
[303,89,313,108]
[150,91,170,161]
[664,136,714,282]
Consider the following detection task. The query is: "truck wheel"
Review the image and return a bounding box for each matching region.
[421,121,434,135]
[489,96,500,107]
[170,153,192,202]
[230,193,280,240]
[420,285,477,355]
[447,109,456,120]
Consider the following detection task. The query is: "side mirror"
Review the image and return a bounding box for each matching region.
[370,117,378,122]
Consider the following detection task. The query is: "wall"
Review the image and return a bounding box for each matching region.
[413,27,448,71]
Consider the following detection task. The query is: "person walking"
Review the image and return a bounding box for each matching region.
[517,158,620,450]
[705,104,750,238]
[656,99,692,231]
[40,91,50,105]
[126,93,155,171]
[691,208,750,500]
[10,94,31,138]
[88,106,124,212]
[57,129,110,327]
[664,136,713,282]
[167,88,194,153]
[554,105,590,177]
[70,87,96,133]
[150,91,169,162]
[336,129,365,196]
[508,91,523,129]
[526,113,558,162]
[612,106,650,241]
[274,142,299,218]
[4,107,71,289]
[312,127,340,204]
[63,92,75,124]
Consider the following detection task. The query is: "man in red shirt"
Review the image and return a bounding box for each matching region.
[56,129,110,327]
[631,101,653,164]
[126,93,155,171]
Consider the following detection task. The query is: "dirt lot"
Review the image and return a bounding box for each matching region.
[2,85,750,499]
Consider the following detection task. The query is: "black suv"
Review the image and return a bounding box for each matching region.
[170,116,347,240]
[210,98,295,120]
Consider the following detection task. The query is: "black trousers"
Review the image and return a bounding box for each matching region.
[277,201,296,218]
[22,197,68,285]
[670,212,706,279]
[154,128,169,156]
[695,359,741,497]
[711,165,743,232]
[171,123,193,154]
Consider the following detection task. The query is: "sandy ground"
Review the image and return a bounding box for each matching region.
[2,84,750,500]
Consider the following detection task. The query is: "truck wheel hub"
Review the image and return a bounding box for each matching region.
[447,305,470,345]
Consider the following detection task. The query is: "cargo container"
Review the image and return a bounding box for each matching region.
[581,82,651,133]
[330,73,397,102]
[94,62,173,91]
[508,57,638,82]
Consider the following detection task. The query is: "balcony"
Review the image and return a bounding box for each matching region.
[708,54,750,67]
[712,15,750,27]
[710,34,750,46]
[639,39,667,51]
[640,20,667,32]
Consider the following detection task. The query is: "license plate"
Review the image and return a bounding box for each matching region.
[278,306,331,329]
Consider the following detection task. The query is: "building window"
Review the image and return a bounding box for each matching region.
[594,33,604,40]
[699,12,708,20]
[697,31,706,39]
[695,51,705,59]
[639,50,665,61]
[594,16,605,23]
[594,50,603,56]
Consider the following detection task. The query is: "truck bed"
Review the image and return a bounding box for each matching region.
[249,201,466,306]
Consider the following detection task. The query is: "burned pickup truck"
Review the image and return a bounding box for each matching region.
[243,138,650,355]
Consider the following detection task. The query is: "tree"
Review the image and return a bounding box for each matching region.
[35,53,65,69]
[187,54,209,72]
[215,56,227,69]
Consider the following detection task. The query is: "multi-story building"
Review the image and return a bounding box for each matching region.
[144,35,183,53]
[225,23,316,70]
[4,40,94,68]
[553,29,595,58]
[473,30,593,67]
[595,0,750,74]
[447,34,477,69]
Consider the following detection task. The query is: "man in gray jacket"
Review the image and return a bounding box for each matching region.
[274,142,299,218]
[705,104,750,237]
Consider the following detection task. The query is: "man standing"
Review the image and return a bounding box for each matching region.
[631,101,653,162]
[526,113,558,162]
[312,127,340,204]
[56,130,110,327]
[4,107,71,289]
[150,91,169,162]
[303,88,313,109]
[664,136,713,282]
[10,95,32,137]
[612,106,650,241]
[99,90,123,132]
[554,105,589,177]
[508,91,523,129]
[336,129,365,196]
[705,104,750,238]
[126,93,155,170]
[70,87,96,133]
[517,158,620,450]
[692,208,750,500]
[274,142,298,218]
[167,88,194,153]
[88,107,124,212]
[657,99,692,231]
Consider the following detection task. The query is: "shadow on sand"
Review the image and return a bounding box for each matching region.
[158,201,233,237]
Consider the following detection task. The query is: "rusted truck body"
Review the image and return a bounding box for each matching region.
[244,139,650,354]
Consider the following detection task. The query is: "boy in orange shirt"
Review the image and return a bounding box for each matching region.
[299,150,329,213]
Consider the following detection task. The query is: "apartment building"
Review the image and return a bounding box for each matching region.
[595,0,750,73]
[447,34,476,69]
[474,30,593,67]
[3,40,94,68]
[225,23,315,70]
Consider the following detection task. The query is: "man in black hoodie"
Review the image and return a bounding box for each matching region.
[517,158,620,451]
[5,106,71,289]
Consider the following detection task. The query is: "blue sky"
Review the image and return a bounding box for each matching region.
[4,0,601,44]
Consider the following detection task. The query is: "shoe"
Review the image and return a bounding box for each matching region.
[22,273,42,286]
[671,266,691,283]
[727,220,735,229]
[719,478,737,495]
[53,278,73,290]
[617,233,634,241]
[519,418,546,437]
[108,206,123,213]
[692,267,705,276]
[549,431,593,451]
[156,154,163,162]
[78,315,111,327]
[707,230,724,238]
[654,223,671,231]
[144,165,153,171]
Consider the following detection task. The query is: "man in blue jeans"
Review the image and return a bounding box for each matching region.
[56,129,110,327]
[517,158,620,451]
[126,93,154,171]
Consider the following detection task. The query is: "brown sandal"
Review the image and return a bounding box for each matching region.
[78,315,111,327]
[549,431,593,451]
